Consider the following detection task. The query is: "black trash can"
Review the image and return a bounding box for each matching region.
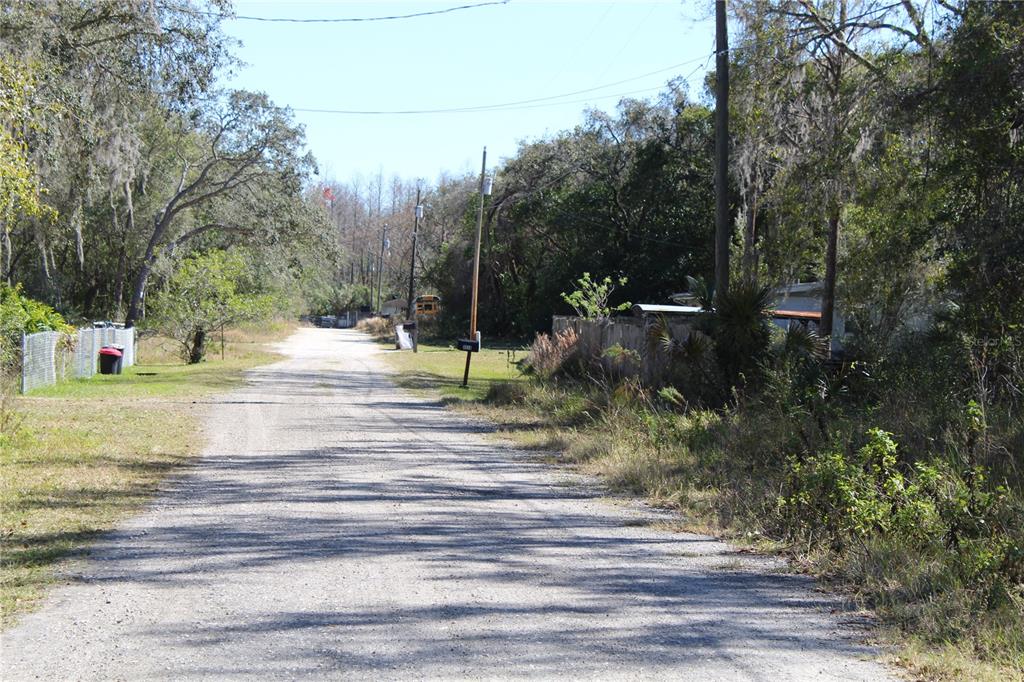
[110,344,125,373]
[99,346,123,375]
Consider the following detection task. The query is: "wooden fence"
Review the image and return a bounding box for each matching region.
[551,315,693,385]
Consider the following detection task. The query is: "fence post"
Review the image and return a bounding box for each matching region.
[21,333,27,394]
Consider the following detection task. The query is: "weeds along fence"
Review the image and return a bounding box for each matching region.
[552,315,693,385]
[21,327,136,393]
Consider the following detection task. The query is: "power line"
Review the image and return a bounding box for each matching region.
[294,85,661,116]
[539,1,617,92]
[593,1,658,83]
[289,52,715,116]
[202,1,510,24]
[438,57,710,115]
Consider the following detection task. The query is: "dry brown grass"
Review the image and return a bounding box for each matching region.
[355,316,394,340]
[524,328,580,377]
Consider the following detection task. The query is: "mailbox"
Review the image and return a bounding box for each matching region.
[457,332,482,353]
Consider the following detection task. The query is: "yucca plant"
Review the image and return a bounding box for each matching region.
[646,313,723,406]
[779,324,828,364]
[702,280,775,389]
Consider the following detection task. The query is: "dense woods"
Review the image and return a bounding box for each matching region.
[1,1,335,340]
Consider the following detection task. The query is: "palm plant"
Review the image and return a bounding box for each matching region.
[703,281,775,389]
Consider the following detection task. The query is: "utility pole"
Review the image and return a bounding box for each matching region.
[714,0,731,302]
[406,190,423,352]
[375,223,388,313]
[463,147,491,387]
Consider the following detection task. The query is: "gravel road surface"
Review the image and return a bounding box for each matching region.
[1,328,893,680]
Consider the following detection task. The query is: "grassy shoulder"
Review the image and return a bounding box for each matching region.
[373,335,527,403]
[0,320,297,627]
[376,336,1024,682]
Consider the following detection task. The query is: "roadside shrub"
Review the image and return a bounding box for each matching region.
[485,381,528,406]
[524,328,580,378]
[701,281,774,389]
[648,320,724,406]
[560,273,630,320]
[356,316,394,340]
[779,429,935,543]
[780,431,1017,544]
[0,284,71,456]
[778,429,1023,642]
[0,283,73,369]
[600,343,641,385]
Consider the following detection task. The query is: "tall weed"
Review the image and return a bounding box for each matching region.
[355,316,394,340]
[523,328,581,379]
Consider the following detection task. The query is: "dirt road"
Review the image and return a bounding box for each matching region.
[1,328,892,680]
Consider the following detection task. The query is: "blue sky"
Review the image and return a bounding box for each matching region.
[223,1,717,184]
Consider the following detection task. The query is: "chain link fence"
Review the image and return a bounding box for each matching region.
[74,327,136,378]
[20,331,63,393]
[21,327,136,393]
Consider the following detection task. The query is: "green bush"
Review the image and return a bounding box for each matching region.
[0,283,73,369]
[780,429,939,542]
[702,281,774,389]
[779,428,1023,624]
[560,273,630,321]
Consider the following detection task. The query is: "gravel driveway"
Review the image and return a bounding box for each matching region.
[1,328,893,680]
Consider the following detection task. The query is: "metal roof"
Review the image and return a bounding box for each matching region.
[631,304,703,316]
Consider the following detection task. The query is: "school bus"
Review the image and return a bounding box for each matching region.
[415,295,441,316]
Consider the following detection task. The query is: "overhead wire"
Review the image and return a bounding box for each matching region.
[288,51,717,116]
[593,1,659,83]
[199,1,510,24]
[539,1,618,92]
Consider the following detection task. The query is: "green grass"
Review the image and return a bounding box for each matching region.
[0,321,297,627]
[380,340,527,402]
[30,353,278,400]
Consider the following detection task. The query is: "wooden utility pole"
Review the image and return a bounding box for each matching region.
[406,189,422,321]
[462,147,488,387]
[406,189,423,352]
[714,0,731,302]
[375,223,388,313]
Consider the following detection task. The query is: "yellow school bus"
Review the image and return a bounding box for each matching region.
[415,295,441,316]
